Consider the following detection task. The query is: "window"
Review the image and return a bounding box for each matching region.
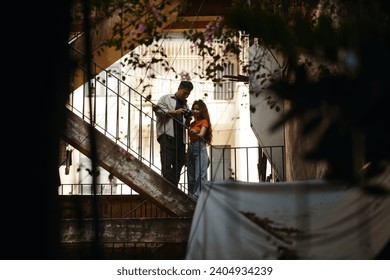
[214,62,235,100]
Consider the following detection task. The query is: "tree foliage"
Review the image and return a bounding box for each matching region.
[87,0,390,185]
[185,0,390,185]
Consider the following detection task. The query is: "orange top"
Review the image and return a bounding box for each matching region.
[189,119,209,142]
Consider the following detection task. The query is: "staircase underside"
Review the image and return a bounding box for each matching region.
[70,0,224,89]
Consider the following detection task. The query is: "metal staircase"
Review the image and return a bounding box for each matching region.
[62,107,196,216]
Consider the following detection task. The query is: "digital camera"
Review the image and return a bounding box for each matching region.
[184,109,193,118]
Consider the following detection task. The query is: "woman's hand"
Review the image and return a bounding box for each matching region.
[189,129,198,138]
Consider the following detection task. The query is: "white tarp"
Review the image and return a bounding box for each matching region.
[186,176,390,259]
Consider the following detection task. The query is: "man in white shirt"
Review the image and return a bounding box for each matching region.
[154,81,193,187]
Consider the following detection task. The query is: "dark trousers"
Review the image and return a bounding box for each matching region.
[158,134,186,187]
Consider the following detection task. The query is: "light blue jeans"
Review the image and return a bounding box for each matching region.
[187,141,208,197]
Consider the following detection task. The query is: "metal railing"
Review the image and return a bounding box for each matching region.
[58,183,135,195]
[209,145,285,182]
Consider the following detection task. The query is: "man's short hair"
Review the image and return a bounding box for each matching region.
[179,81,193,91]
